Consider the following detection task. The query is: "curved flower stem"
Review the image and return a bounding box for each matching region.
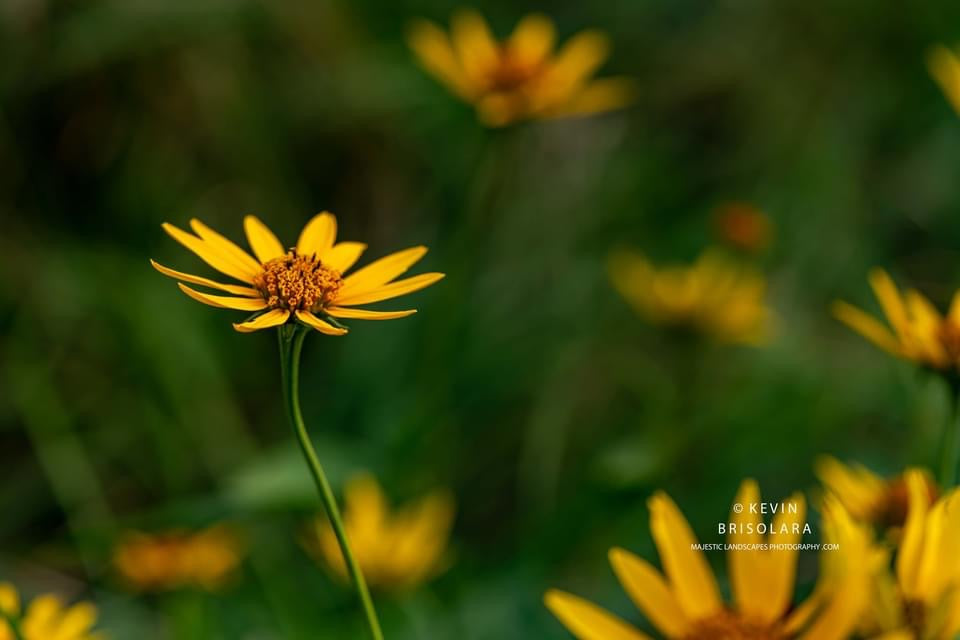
[278,324,384,640]
[940,385,960,489]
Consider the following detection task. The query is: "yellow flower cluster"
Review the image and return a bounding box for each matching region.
[0,583,102,640]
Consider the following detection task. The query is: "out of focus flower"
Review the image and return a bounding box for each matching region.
[303,474,455,591]
[816,457,938,533]
[152,212,443,335]
[928,44,960,116]
[545,480,873,640]
[407,10,634,127]
[712,202,773,253]
[0,582,103,640]
[608,249,772,344]
[113,525,243,592]
[859,470,960,639]
[833,269,960,373]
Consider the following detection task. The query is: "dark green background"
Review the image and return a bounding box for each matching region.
[2,1,960,637]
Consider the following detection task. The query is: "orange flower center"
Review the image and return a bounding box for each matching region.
[253,250,343,311]
[486,48,542,92]
[938,320,960,362]
[684,611,786,640]
[873,475,938,529]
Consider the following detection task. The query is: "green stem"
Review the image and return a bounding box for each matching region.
[278,325,384,640]
[940,385,960,489]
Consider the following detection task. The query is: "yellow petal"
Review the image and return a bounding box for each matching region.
[948,289,960,324]
[729,480,768,621]
[544,590,653,640]
[897,469,933,598]
[928,45,960,116]
[390,490,456,585]
[233,309,290,333]
[535,30,610,107]
[336,272,444,306]
[764,493,805,620]
[450,9,499,89]
[322,242,368,274]
[407,19,473,99]
[297,212,338,257]
[53,601,98,637]
[150,259,260,296]
[905,289,949,367]
[0,583,19,617]
[178,283,267,311]
[243,215,285,263]
[814,455,886,521]
[648,492,723,620]
[546,77,636,118]
[339,246,429,297]
[608,547,688,637]
[326,307,417,320]
[162,222,257,284]
[507,14,555,69]
[831,300,902,356]
[21,595,63,638]
[188,219,262,278]
[295,310,348,335]
[868,268,911,343]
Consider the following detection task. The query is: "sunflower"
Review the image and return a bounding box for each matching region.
[113,525,244,592]
[407,10,634,127]
[608,249,772,345]
[545,480,873,640]
[858,470,960,640]
[815,456,938,533]
[833,268,960,373]
[151,212,444,335]
[303,474,455,592]
[928,44,960,116]
[0,582,102,640]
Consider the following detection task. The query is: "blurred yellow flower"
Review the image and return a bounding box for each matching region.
[113,525,243,592]
[860,470,960,640]
[152,212,444,335]
[928,44,960,116]
[833,268,960,372]
[304,474,455,591]
[0,582,102,640]
[545,480,873,640]
[816,456,938,532]
[608,249,772,344]
[407,10,634,127]
[712,202,773,253]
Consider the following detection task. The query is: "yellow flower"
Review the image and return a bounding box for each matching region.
[303,474,455,591]
[712,202,773,253]
[928,44,960,116]
[113,525,243,592]
[152,212,444,335]
[860,470,960,640]
[545,480,873,640]
[608,249,772,344]
[407,10,634,126]
[816,456,938,532]
[0,582,103,640]
[833,268,960,372]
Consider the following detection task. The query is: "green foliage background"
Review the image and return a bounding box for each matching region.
[3,0,960,637]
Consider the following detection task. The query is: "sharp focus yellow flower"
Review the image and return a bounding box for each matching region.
[152,212,444,335]
[860,470,960,640]
[712,202,773,253]
[928,44,960,116]
[113,525,244,592]
[816,456,938,532]
[608,249,772,344]
[833,268,960,372]
[303,474,455,591]
[0,582,103,640]
[545,480,874,640]
[407,10,634,127]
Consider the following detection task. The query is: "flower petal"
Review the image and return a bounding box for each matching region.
[295,310,348,336]
[188,219,262,278]
[244,215,285,263]
[326,307,417,320]
[507,13,555,69]
[150,260,260,296]
[831,301,902,356]
[535,30,610,108]
[609,547,688,637]
[322,242,368,274]
[233,309,290,333]
[53,602,98,637]
[546,77,636,119]
[162,223,257,284]
[897,469,934,598]
[336,273,445,306]
[178,283,267,311]
[544,590,652,640]
[340,246,429,297]
[297,212,338,257]
[407,19,474,99]
[929,45,960,116]
[451,9,499,89]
